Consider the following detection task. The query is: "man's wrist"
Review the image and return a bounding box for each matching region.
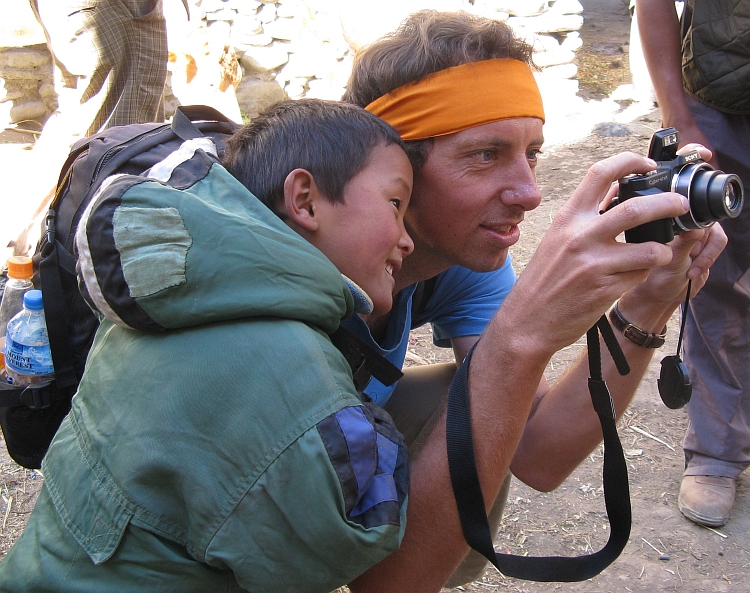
[607,300,668,348]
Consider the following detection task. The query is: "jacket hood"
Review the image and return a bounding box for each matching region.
[75,150,355,335]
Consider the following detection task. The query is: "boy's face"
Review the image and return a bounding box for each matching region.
[314,143,414,317]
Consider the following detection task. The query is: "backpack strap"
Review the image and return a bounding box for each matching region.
[37,227,78,390]
[171,105,237,141]
[329,326,403,393]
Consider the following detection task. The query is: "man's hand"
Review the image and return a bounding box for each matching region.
[502,150,692,358]
[619,143,728,323]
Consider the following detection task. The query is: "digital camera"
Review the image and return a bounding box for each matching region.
[612,128,744,243]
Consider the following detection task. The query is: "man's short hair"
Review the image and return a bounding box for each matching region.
[342,10,535,169]
[222,98,405,217]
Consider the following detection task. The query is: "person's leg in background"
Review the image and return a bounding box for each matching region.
[16,0,168,256]
[680,96,750,527]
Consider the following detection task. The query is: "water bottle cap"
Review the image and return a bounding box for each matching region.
[23,289,44,311]
[7,256,33,279]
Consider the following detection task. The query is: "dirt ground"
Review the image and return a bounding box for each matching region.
[2,0,749,591]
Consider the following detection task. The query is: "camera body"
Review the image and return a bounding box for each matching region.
[614,128,744,243]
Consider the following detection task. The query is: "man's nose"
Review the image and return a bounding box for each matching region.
[502,161,542,211]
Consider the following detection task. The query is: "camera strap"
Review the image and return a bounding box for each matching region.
[446,314,631,582]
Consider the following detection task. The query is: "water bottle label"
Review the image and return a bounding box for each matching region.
[5,337,54,376]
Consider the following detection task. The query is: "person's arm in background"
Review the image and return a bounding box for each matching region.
[636,0,715,160]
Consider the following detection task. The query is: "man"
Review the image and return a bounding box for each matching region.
[637,0,750,527]
[340,10,727,591]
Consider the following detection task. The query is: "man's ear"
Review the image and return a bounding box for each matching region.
[283,168,321,233]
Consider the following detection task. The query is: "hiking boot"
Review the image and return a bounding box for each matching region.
[678,475,736,527]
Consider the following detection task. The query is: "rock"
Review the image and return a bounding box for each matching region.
[234,78,286,118]
[549,0,583,15]
[240,45,290,72]
[0,46,51,74]
[243,33,275,48]
[283,77,307,99]
[235,1,263,16]
[200,0,231,13]
[509,12,583,33]
[590,42,624,56]
[535,47,576,68]
[277,0,305,18]
[592,122,632,137]
[257,4,277,24]
[540,62,578,80]
[497,1,548,17]
[562,31,583,51]
[10,98,46,123]
[204,8,237,22]
[38,82,55,101]
[263,17,302,41]
[306,77,343,100]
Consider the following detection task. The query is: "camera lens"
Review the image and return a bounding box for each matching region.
[724,179,742,212]
[673,164,744,231]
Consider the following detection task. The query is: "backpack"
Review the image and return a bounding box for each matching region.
[0,105,240,469]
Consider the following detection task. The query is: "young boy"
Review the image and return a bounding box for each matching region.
[0,99,413,592]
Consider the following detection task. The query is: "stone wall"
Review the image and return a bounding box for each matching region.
[0,0,584,129]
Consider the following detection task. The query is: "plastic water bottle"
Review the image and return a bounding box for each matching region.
[3,290,54,386]
[0,256,34,382]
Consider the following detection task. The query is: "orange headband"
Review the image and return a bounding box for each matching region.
[365,59,545,141]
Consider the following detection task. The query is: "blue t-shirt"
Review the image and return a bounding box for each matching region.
[341,259,516,406]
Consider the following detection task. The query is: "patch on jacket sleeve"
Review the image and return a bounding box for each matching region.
[317,403,409,529]
[112,206,192,298]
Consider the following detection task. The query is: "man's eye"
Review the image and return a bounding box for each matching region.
[475,150,494,161]
[528,148,543,161]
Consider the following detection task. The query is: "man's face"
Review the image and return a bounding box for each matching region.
[407,117,544,273]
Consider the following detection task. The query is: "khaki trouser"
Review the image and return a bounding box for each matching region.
[384,362,511,588]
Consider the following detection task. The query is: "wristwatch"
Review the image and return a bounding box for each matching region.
[608,301,667,348]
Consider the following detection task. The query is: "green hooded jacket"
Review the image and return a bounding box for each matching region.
[0,145,408,592]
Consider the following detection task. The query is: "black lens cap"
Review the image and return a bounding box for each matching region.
[658,355,692,409]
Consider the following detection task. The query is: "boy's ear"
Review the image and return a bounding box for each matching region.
[283,168,322,233]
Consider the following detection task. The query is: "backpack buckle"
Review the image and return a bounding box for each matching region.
[19,381,56,410]
[40,209,57,257]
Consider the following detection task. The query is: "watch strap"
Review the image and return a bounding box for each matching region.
[608,302,667,348]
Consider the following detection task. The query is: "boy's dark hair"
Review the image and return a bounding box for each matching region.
[222,98,406,218]
[342,10,535,170]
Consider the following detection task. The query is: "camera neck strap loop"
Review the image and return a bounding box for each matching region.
[446,314,631,582]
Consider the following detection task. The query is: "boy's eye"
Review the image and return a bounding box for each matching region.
[391,198,402,209]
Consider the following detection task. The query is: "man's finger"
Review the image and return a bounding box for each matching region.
[676,142,713,162]
[687,224,727,279]
[598,191,689,241]
[567,152,657,212]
